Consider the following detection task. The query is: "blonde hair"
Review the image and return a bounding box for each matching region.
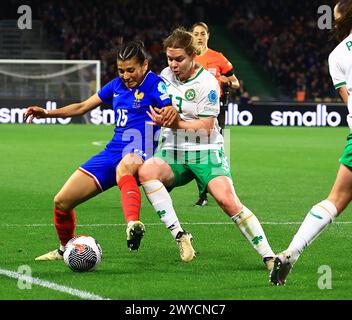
[163,27,201,56]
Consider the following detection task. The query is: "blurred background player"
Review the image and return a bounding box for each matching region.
[139,28,275,269]
[25,41,176,260]
[270,0,352,286]
[191,22,240,206]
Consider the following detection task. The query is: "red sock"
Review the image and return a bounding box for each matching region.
[54,208,76,246]
[118,175,141,224]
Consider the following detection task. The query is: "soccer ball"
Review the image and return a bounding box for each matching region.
[63,235,102,272]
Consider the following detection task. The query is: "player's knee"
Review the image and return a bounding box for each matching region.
[138,166,153,183]
[54,194,71,212]
[138,161,159,183]
[116,164,139,183]
[216,194,242,214]
[118,154,142,176]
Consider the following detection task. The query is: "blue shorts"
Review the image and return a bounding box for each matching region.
[79,148,152,191]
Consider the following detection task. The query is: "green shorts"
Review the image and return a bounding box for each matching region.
[339,133,352,168]
[154,149,232,194]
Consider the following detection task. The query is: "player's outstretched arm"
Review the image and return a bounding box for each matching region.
[177,116,216,134]
[24,106,48,123]
[147,105,215,133]
[147,105,180,128]
[24,93,103,123]
[337,86,349,105]
[155,106,179,127]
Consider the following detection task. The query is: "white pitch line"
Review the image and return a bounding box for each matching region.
[0,268,110,300]
[0,221,352,227]
[91,141,105,146]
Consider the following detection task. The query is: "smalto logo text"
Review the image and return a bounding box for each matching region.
[0,101,71,124]
[226,103,253,126]
[271,104,341,127]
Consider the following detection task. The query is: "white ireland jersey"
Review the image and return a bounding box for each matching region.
[328,33,352,112]
[160,66,224,151]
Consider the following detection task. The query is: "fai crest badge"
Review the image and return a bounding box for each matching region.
[185,88,196,101]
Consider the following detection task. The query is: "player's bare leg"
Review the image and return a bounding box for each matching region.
[35,170,100,261]
[208,176,275,270]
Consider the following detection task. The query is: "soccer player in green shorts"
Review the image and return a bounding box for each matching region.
[270,0,352,285]
[139,28,275,268]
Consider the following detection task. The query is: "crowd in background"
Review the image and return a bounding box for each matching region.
[224,0,337,101]
[4,0,340,102]
[35,0,188,85]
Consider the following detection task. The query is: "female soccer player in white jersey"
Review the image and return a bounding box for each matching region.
[270,0,352,285]
[24,41,177,260]
[138,28,275,268]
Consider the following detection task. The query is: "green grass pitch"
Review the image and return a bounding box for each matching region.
[0,124,351,300]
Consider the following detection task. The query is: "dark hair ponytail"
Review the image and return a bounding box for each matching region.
[334,0,352,41]
[117,40,148,65]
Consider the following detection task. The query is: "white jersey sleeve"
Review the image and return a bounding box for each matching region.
[328,34,352,125]
[328,51,346,89]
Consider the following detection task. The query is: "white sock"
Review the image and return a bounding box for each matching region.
[232,206,275,259]
[59,244,65,252]
[142,180,183,239]
[287,200,338,263]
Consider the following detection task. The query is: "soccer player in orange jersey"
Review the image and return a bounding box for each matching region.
[192,22,240,206]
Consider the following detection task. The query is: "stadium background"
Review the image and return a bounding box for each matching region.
[0,0,343,126]
[1,0,352,304]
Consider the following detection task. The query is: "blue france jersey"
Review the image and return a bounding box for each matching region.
[98,71,171,157]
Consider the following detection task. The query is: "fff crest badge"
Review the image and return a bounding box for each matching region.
[133,89,144,108]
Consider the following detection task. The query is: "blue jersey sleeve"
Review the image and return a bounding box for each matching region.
[98,78,117,106]
[151,80,171,108]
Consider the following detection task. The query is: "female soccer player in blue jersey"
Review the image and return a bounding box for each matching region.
[25,41,177,260]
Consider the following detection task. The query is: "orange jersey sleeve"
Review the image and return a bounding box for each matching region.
[195,48,234,95]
